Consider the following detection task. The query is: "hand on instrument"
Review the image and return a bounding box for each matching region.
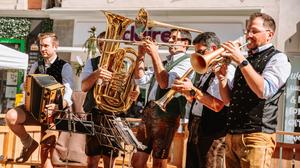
[141,37,159,57]
[213,63,228,82]
[129,89,140,101]
[221,41,244,64]
[97,67,112,81]
[45,103,58,117]
[172,77,193,92]
[138,44,146,59]
[172,78,194,102]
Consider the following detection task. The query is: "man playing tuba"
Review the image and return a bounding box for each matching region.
[80,31,140,168]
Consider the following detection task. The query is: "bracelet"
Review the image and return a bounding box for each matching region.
[218,77,226,81]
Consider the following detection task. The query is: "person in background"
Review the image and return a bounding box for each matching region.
[216,12,291,168]
[5,32,74,168]
[131,29,193,168]
[81,31,140,168]
[172,32,235,168]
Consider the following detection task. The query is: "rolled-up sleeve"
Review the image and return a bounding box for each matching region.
[62,63,74,106]
[263,53,291,99]
[168,58,194,88]
[28,62,38,74]
[80,58,93,82]
[134,70,153,85]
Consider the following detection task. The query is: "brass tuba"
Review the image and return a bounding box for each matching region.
[93,11,138,114]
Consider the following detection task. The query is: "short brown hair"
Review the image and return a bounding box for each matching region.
[249,12,276,31]
[38,32,59,46]
[193,32,221,48]
[170,29,192,45]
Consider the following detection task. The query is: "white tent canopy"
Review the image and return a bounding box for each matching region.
[0,44,28,70]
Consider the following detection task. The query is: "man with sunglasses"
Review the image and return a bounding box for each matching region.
[131,29,193,168]
[216,12,291,168]
[5,32,74,167]
[172,32,236,168]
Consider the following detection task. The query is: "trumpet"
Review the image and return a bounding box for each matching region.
[155,38,250,112]
[191,39,250,74]
[154,68,194,112]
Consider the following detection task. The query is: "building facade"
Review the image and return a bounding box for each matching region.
[1,0,300,141]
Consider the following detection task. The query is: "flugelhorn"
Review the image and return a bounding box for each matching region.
[154,68,194,112]
[191,39,250,74]
[155,38,250,112]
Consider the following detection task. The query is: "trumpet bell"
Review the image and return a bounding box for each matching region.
[191,53,207,74]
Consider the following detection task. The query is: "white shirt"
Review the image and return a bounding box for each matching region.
[80,58,95,81]
[227,43,291,99]
[191,64,236,116]
[135,52,194,101]
[29,58,74,106]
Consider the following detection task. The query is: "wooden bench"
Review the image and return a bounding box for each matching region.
[0,125,185,168]
[0,125,41,168]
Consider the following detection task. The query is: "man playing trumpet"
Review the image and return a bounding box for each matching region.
[172,32,236,168]
[216,12,291,168]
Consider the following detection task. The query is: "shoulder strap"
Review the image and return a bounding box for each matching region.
[147,54,190,99]
[189,72,215,115]
[165,54,189,71]
[37,59,45,74]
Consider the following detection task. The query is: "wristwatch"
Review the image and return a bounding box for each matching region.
[239,60,249,68]
[190,86,197,97]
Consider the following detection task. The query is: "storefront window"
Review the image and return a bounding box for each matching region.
[284,55,300,144]
[0,69,24,114]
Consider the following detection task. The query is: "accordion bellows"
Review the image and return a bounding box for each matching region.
[25,74,65,124]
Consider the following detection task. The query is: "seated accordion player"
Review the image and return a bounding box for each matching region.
[24,74,65,124]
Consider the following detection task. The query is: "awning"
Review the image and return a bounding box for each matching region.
[0,44,28,70]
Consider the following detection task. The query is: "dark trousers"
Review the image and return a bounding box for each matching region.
[186,114,225,168]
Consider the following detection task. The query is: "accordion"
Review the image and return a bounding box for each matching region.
[25,74,65,124]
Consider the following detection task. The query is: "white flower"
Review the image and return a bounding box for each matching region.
[76,56,84,66]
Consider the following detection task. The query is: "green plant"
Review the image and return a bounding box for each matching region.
[74,62,85,76]
[75,26,98,76]
[0,18,31,39]
[41,19,53,33]
[83,26,98,59]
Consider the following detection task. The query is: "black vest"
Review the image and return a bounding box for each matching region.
[34,57,66,83]
[155,85,187,119]
[202,98,228,138]
[192,73,228,138]
[228,46,284,134]
[83,56,100,113]
[153,55,189,119]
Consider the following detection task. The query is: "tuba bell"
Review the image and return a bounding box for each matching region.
[93,11,138,114]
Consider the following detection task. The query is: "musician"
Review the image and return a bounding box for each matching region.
[5,32,74,167]
[171,32,235,168]
[215,12,291,168]
[131,29,193,168]
[80,31,140,168]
